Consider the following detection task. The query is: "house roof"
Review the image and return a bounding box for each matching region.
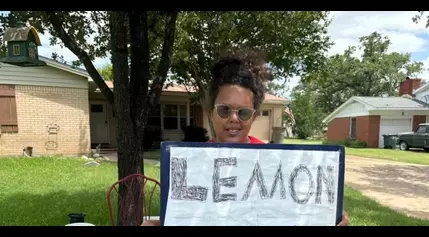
[39,55,89,78]
[353,96,429,109]
[4,26,42,46]
[103,81,288,102]
[322,96,429,124]
[37,56,288,103]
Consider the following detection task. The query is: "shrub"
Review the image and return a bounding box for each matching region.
[182,125,209,142]
[322,138,367,148]
[144,126,162,150]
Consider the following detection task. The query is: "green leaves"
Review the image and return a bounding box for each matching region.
[1,11,334,109]
[302,31,425,115]
[289,84,326,139]
[97,64,113,81]
[170,11,333,107]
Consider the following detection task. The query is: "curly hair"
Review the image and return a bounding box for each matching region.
[209,48,272,111]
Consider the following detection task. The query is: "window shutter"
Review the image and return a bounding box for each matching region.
[0,85,18,133]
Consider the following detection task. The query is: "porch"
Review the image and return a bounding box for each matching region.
[88,86,204,148]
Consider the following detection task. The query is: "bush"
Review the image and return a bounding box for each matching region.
[347,139,367,148]
[143,126,162,150]
[322,138,367,148]
[182,125,209,142]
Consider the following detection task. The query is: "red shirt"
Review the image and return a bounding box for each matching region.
[208,136,265,144]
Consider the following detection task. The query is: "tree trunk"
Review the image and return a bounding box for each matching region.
[109,11,178,226]
[110,11,145,226]
[44,10,178,226]
[199,96,216,140]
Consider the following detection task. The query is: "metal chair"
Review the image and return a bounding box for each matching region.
[106,173,161,226]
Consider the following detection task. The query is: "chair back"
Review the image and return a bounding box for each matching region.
[107,173,160,226]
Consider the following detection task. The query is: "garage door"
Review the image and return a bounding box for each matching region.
[379,118,412,148]
[249,110,271,141]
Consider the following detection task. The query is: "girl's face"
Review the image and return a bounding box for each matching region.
[210,85,257,143]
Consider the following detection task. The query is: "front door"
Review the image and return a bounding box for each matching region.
[90,102,109,144]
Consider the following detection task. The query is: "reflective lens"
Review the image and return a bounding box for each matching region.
[215,104,255,121]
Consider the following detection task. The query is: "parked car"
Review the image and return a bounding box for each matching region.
[396,123,429,151]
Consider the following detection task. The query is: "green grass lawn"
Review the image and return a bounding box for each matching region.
[144,150,161,160]
[284,138,429,165]
[1,155,428,226]
[0,156,160,226]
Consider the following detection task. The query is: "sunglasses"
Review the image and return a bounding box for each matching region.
[214,104,256,121]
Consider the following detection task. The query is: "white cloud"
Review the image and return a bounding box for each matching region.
[327,11,429,55]
[283,11,429,98]
[416,56,429,81]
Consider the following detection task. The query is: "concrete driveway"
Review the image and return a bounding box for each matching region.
[345,155,429,220]
[98,150,160,165]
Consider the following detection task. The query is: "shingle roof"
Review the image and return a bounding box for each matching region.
[4,26,42,46]
[103,81,288,102]
[322,95,429,124]
[39,56,288,102]
[353,96,429,109]
[39,55,88,75]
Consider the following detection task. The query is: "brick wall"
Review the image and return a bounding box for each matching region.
[0,85,90,156]
[327,117,350,141]
[327,115,380,148]
[356,115,380,148]
[399,78,421,96]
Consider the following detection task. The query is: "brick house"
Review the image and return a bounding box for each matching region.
[0,56,288,157]
[322,77,429,148]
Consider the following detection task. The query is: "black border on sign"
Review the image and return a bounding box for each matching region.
[159,141,345,226]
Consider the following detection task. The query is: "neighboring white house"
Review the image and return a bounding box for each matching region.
[322,78,429,148]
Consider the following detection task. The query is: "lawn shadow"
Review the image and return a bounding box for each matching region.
[1,188,160,226]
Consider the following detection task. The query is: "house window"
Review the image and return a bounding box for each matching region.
[162,104,194,130]
[13,45,20,56]
[163,104,178,130]
[0,85,18,133]
[349,117,356,139]
[423,95,429,104]
[262,110,270,116]
[179,104,194,129]
[90,104,103,113]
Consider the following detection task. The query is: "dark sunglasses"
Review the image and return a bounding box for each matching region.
[214,104,256,121]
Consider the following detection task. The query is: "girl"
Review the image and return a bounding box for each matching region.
[143,49,349,226]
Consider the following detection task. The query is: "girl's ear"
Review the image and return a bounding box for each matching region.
[251,110,259,121]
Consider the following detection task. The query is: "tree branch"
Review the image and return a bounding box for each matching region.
[45,11,114,104]
[148,11,179,106]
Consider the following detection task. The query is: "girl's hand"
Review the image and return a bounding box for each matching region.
[336,211,349,226]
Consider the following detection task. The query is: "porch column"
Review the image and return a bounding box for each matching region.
[186,100,190,126]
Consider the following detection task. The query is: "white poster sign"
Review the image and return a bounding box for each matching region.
[161,144,344,226]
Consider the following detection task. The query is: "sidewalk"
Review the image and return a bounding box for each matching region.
[98,150,160,165]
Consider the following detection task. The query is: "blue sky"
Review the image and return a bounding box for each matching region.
[2,11,429,98]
